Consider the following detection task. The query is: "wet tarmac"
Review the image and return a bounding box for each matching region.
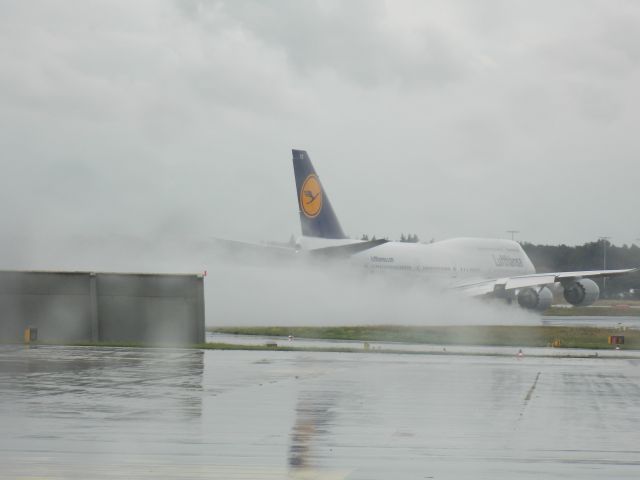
[2,344,640,479]
[541,315,640,329]
[207,313,640,358]
[207,331,640,359]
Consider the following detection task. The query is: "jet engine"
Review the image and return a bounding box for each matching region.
[563,278,600,306]
[517,286,554,311]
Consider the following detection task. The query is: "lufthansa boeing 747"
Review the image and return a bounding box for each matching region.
[288,149,635,311]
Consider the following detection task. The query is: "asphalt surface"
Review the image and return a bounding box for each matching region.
[206,314,640,357]
[540,315,640,329]
[2,343,640,479]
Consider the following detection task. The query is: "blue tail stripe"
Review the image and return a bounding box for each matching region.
[292,149,347,239]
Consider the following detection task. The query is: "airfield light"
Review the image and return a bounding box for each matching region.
[598,236,612,296]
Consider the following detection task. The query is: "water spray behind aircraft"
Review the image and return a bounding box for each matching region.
[208,149,636,325]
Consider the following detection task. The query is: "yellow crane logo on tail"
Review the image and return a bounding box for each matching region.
[300,174,323,218]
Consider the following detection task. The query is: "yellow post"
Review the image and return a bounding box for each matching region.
[24,327,37,344]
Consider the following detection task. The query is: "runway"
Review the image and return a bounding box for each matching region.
[207,331,638,358]
[1,344,640,479]
[206,314,640,358]
[541,315,640,329]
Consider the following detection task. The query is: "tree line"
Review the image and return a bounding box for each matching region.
[360,233,422,242]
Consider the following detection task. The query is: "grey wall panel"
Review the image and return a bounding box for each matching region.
[0,271,204,344]
[96,275,199,298]
[97,296,199,344]
[0,272,90,295]
[0,294,91,341]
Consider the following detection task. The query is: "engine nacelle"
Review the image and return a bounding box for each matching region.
[563,278,600,306]
[517,286,554,311]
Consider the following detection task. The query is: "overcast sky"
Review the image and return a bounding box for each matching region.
[1,0,639,270]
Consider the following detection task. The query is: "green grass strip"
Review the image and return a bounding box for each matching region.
[210,325,638,350]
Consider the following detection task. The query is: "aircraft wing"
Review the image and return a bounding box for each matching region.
[211,237,298,261]
[454,268,637,297]
[308,239,389,259]
[211,237,388,262]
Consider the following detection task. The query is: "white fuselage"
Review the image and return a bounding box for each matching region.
[302,236,536,287]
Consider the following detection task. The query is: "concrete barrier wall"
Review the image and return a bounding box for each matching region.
[96,274,204,344]
[0,271,204,344]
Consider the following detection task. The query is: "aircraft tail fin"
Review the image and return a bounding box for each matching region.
[292,149,347,239]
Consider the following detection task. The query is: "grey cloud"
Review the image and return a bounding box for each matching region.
[179,0,469,89]
[0,0,639,273]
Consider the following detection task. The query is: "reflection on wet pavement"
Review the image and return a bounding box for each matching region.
[289,393,334,469]
[1,345,640,478]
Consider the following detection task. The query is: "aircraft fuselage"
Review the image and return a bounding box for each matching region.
[351,238,536,286]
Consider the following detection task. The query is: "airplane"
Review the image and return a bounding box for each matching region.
[288,149,636,311]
